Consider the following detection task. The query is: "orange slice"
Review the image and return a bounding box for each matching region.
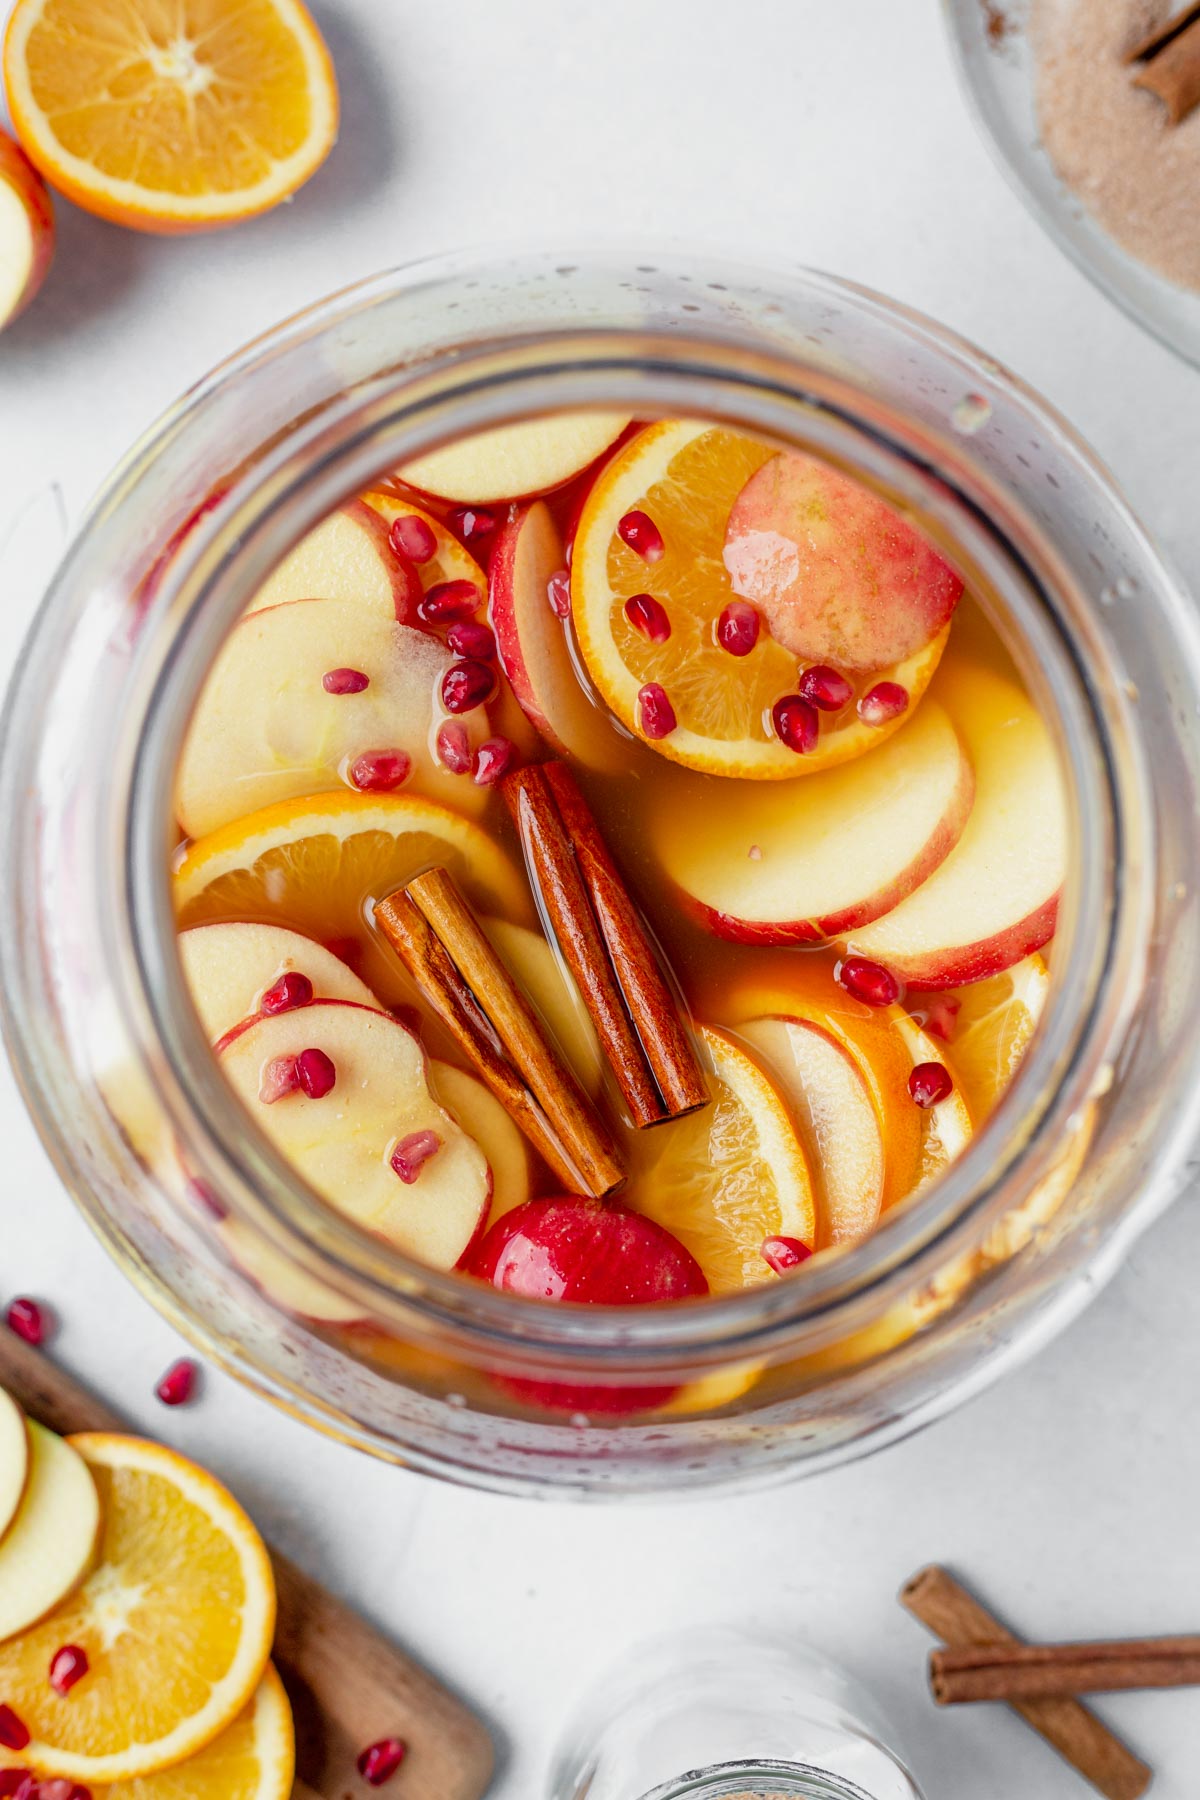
[930,954,1049,1122]
[174,791,531,1007]
[891,1011,973,1190]
[93,1665,294,1800]
[572,421,948,778]
[3,0,338,234]
[0,1433,275,1782]
[629,1023,816,1292]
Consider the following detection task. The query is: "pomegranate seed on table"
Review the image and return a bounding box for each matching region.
[356,1737,408,1786]
[624,592,671,643]
[450,505,497,546]
[617,509,664,561]
[716,599,760,656]
[546,568,572,618]
[637,682,677,740]
[296,1048,337,1098]
[441,659,497,714]
[761,1236,813,1274]
[155,1359,199,1407]
[321,666,370,695]
[259,1055,300,1103]
[418,578,479,624]
[798,665,853,711]
[5,1297,47,1346]
[857,681,909,726]
[772,694,819,755]
[259,972,313,1015]
[348,750,412,793]
[836,956,903,1008]
[388,514,437,564]
[908,1062,954,1109]
[49,1644,90,1696]
[473,737,517,787]
[0,1706,29,1750]
[435,720,474,775]
[390,1131,442,1184]
[445,619,496,661]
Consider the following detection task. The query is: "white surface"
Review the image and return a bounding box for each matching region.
[1,4,1198,1796]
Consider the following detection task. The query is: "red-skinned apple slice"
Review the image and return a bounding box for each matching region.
[0,129,54,330]
[723,451,963,671]
[244,501,419,620]
[739,1016,885,1245]
[0,1390,29,1547]
[0,1422,100,1642]
[845,658,1067,988]
[657,699,973,944]
[428,1060,530,1225]
[176,597,492,837]
[401,413,632,504]
[220,1002,490,1270]
[490,501,632,773]
[180,922,381,1042]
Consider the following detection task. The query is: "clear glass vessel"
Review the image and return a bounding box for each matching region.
[2,248,1198,1496]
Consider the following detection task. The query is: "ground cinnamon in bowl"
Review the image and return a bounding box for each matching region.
[1031,0,1200,291]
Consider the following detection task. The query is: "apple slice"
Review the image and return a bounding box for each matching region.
[490,501,632,773]
[177,597,493,838]
[219,1002,490,1270]
[657,699,973,944]
[845,658,1067,988]
[401,413,632,504]
[739,1017,885,1246]
[0,1390,29,1547]
[180,922,381,1042]
[244,501,418,620]
[217,1218,367,1326]
[0,1422,100,1642]
[429,1060,530,1225]
[481,916,603,1097]
[723,451,962,671]
[0,129,54,331]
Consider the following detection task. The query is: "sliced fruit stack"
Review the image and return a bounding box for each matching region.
[165,406,1069,1410]
[0,1394,290,1798]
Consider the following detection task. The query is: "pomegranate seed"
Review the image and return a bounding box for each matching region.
[322,666,370,696]
[49,1644,90,1696]
[390,1130,442,1184]
[296,1048,337,1098]
[617,509,664,562]
[441,659,496,714]
[155,1358,198,1407]
[435,720,474,775]
[836,956,903,1008]
[357,1738,408,1786]
[637,682,677,739]
[772,694,819,755]
[761,1236,813,1274]
[908,1062,954,1109]
[474,737,517,787]
[912,996,961,1043]
[450,505,497,546]
[858,681,909,726]
[798,665,853,712]
[0,1706,29,1751]
[260,972,313,1015]
[716,600,760,656]
[39,1783,93,1800]
[260,1055,299,1103]
[348,750,412,793]
[388,514,437,564]
[547,568,572,618]
[445,619,496,661]
[624,593,671,643]
[6,1297,47,1347]
[418,578,479,624]
[0,1771,33,1797]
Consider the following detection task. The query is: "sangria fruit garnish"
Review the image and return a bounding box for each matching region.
[171,409,1068,1410]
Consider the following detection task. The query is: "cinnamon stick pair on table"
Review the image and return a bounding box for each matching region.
[374,760,708,1199]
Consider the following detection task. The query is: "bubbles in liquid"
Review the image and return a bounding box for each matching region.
[951,392,992,434]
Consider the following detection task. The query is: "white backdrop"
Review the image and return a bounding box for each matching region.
[2,5,1198,1796]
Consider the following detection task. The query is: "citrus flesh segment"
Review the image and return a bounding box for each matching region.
[0,1433,275,1781]
[0,1421,100,1643]
[91,1664,295,1800]
[3,0,338,233]
[400,412,632,504]
[180,921,381,1041]
[0,1388,29,1547]
[629,1023,816,1293]
[572,421,950,777]
[173,791,531,1009]
[929,953,1050,1120]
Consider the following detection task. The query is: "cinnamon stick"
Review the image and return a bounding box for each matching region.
[900,1566,1151,1800]
[932,1635,1200,1704]
[374,877,623,1199]
[502,762,709,1129]
[1126,6,1200,124]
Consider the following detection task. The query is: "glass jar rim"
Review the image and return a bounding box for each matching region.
[638,1760,881,1800]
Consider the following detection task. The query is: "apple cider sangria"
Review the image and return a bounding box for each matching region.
[170,410,1067,1411]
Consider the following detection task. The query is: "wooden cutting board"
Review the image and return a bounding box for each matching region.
[0,1329,495,1800]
